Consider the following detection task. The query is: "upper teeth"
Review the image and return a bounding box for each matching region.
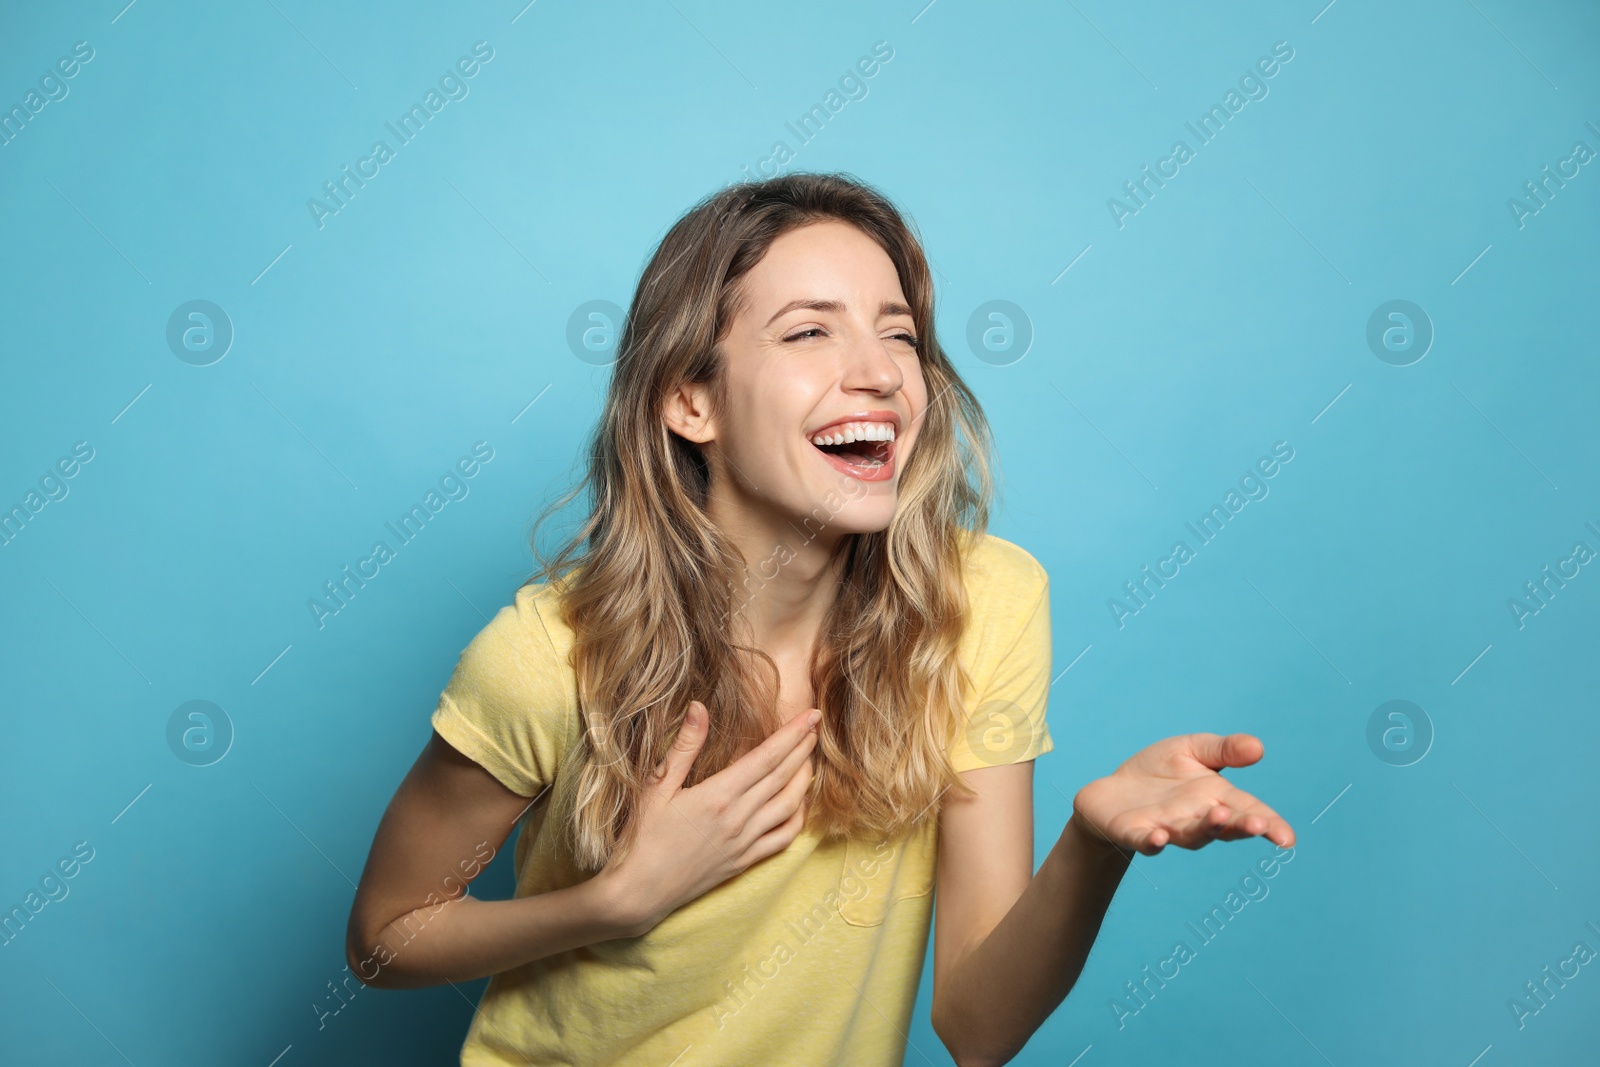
[809,422,896,447]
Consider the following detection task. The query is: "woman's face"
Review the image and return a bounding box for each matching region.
[680,219,928,541]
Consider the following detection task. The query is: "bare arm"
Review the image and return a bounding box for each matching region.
[347,701,818,990]
[931,734,1297,1067]
[930,761,1129,1067]
[345,730,641,989]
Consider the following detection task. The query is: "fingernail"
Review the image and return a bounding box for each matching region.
[807,710,821,728]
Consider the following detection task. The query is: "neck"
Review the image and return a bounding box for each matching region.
[715,507,851,661]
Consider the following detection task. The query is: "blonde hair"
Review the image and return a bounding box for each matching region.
[528,172,1000,871]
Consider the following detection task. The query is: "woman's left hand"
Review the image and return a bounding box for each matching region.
[1071,733,1296,856]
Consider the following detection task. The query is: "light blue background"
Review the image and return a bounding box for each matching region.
[2,1,1597,1064]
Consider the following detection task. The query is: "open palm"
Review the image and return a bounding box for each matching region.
[1073,733,1296,856]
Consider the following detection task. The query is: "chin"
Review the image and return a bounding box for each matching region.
[824,498,898,536]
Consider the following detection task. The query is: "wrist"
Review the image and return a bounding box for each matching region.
[1065,810,1135,862]
[588,867,656,940]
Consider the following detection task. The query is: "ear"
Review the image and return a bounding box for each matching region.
[662,381,717,445]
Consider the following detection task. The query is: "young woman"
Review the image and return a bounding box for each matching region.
[346,173,1296,1066]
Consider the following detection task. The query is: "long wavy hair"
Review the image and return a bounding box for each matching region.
[527,172,1000,872]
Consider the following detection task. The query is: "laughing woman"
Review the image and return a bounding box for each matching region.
[346,173,1296,1067]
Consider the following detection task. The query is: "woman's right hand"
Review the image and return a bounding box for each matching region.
[596,700,818,936]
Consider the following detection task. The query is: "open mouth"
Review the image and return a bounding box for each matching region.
[806,422,898,482]
[810,437,893,469]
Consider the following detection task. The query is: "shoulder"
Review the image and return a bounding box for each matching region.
[431,576,580,797]
[956,533,1051,668]
[457,578,574,681]
[949,534,1057,769]
[961,532,1049,610]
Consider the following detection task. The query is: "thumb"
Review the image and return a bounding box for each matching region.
[652,700,708,792]
[1186,732,1264,771]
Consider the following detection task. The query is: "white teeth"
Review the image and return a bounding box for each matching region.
[808,421,896,448]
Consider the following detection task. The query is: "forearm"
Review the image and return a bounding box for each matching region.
[934,814,1131,1067]
[353,873,640,990]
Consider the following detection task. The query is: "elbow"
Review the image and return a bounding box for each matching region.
[946,1048,1015,1067]
[345,912,376,988]
[345,937,383,989]
[940,1043,1013,1067]
[347,939,407,990]
[932,1012,1018,1067]
[345,920,401,990]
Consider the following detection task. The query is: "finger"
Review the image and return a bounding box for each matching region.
[1220,787,1297,847]
[1209,799,1260,844]
[1201,804,1269,843]
[748,750,815,843]
[734,733,817,827]
[1187,732,1264,771]
[1240,809,1295,847]
[744,786,811,865]
[1113,811,1172,855]
[651,701,709,796]
[1198,800,1292,847]
[1150,804,1238,851]
[713,707,822,797]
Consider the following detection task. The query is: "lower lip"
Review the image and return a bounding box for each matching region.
[810,439,896,482]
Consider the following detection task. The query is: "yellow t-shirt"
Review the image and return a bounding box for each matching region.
[429,532,1054,1066]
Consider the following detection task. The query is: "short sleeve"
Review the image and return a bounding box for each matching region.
[949,541,1056,772]
[429,586,578,798]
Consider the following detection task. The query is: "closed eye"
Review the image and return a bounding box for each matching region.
[782,327,921,350]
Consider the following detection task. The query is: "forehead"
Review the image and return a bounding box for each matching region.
[740,220,905,308]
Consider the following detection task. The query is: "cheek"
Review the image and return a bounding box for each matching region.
[753,423,797,464]
[726,402,798,469]
[904,364,930,422]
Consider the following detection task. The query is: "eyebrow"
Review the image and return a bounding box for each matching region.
[763,298,915,328]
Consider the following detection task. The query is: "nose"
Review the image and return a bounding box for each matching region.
[841,328,905,395]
